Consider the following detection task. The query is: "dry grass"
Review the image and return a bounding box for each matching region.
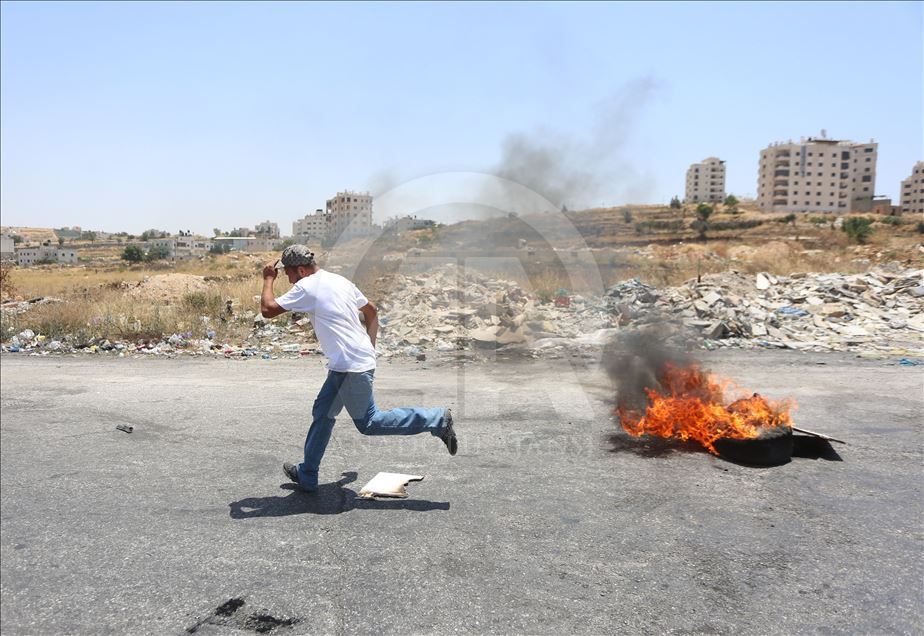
[3,211,921,343]
[1,254,284,343]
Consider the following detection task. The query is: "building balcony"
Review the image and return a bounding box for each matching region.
[772,199,788,206]
[775,150,791,158]
[774,170,790,177]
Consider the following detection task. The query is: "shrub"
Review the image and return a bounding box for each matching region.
[723,195,739,213]
[776,213,797,224]
[808,216,829,225]
[122,245,144,262]
[916,221,924,234]
[145,245,171,261]
[180,291,226,317]
[842,217,874,244]
[623,209,633,224]
[878,215,902,226]
[695,203,714,222]
[0,263,15,299]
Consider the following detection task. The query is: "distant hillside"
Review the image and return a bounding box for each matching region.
[1,227,58,244]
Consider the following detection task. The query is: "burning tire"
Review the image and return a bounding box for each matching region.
[713,428,793,466]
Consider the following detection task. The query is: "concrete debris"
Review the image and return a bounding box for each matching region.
[2,263,922,359]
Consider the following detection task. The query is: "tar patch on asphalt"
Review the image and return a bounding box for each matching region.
[185,597,300,634]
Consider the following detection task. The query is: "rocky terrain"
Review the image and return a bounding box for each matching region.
[3,263,922,361]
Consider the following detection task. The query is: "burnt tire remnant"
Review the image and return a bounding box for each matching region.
[185,597,300,634]
[713,428,793,466]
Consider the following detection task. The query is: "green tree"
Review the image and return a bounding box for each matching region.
[80,231,97,241]
[140,229,167,241]
[623,209,633,224]
[669,196,682,209]
[696,203,714,222]
[693,203,714,240]
[842,217,874,244]
[145,245,171,261]
[724,194,739,214]
[11,234,23,244]
[122,245,144,262]
[58,237,65,247]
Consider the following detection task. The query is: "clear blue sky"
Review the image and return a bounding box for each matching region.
[1,1,921,235]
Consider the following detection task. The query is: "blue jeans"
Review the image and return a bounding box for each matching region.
[296,369,447,490]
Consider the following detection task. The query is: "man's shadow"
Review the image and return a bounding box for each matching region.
[229,471,450,518]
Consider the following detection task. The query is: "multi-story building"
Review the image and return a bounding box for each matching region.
[254,220,280,238]
[685,157,726,203]
[149,237,213,260]
[292,209,330,241]
[15,243,78,266]
[757,134,878,213]
[326,191,373,241]
[1,234,15,262]
[900,161,924,215]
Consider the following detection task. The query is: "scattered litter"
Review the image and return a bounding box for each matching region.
[116,424,133,434]
[2,263,921,359]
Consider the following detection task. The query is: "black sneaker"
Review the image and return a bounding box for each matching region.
[283,462,299,484]
[440,409,458,456]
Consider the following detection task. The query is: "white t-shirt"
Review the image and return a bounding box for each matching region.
[275,270,377,372]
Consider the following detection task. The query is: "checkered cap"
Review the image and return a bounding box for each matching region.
[275,244,316,269]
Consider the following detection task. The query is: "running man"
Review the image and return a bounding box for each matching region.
[260,245,457,492]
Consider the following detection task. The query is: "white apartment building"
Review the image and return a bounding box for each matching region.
[326,191,373,241]
[900,161,924,215]
[685,157,726,203]
[757,134,877,213]
[16,243,78,266]
[149,237,213,260]
[255,220,280,238]
[292,209,330,241]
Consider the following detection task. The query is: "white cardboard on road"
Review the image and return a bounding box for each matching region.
[358,472,424,499]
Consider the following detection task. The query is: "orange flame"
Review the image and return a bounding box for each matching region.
[617,363,794,455]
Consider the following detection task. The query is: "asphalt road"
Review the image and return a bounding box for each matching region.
[1,351,922,635]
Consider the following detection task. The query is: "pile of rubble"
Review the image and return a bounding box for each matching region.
[374,265,617,358]
[2,263,922,360]
[607,266,924,354]
[372,263,923,357]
